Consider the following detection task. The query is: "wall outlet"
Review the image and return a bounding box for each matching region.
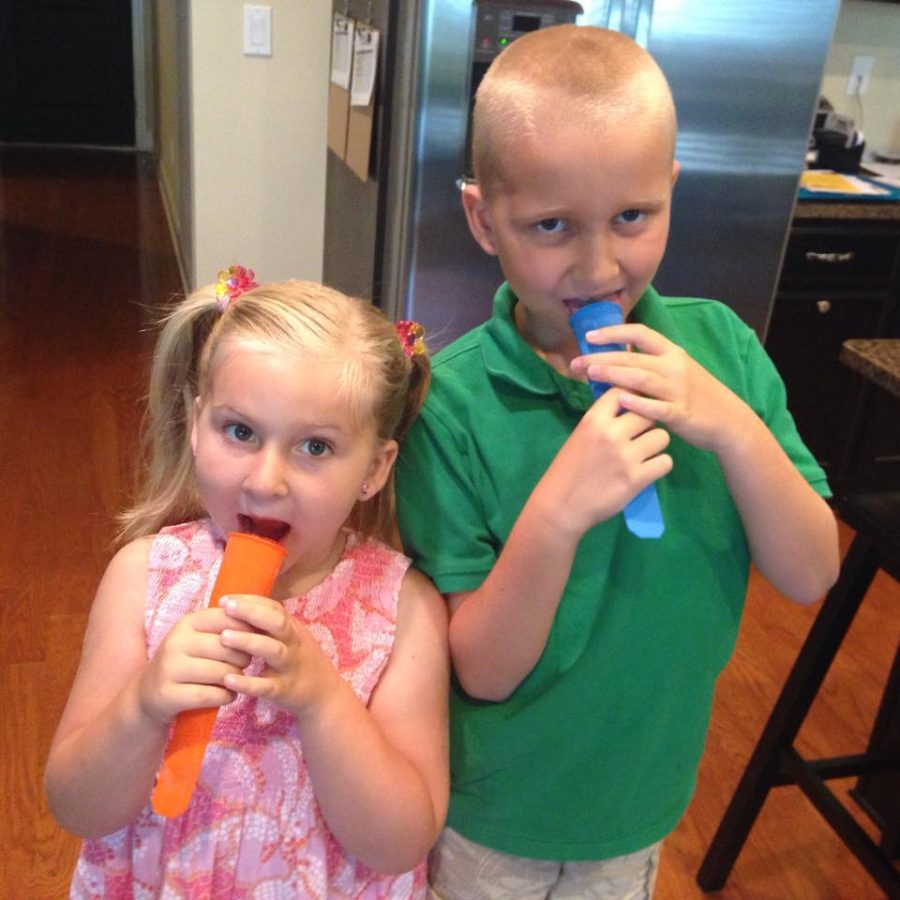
[846,55,874,96]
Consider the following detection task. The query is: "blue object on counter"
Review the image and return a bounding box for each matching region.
[570,301,665,540]
[798,172,900,202]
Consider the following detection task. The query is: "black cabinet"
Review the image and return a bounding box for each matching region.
[765,211,900,492]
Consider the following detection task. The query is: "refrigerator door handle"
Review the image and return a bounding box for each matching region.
[633,0,653,48]
[600,0,653,47]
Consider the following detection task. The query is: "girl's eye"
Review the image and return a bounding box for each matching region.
[536,217,567,234]
[225,422,255,442]
[301,438,331,458]
[616,209,645,225]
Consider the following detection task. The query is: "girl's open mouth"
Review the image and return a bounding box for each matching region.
[238,514,291,543]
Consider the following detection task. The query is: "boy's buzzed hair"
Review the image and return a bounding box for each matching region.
[472,25,677,197]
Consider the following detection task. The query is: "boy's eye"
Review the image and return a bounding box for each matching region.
[536,217,567,234]
[616,209,645,225]
[225,422,255,442]
[301,438,331,458]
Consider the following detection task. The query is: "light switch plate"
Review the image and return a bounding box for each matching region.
[846,55,874,96]
[244,5,272,57]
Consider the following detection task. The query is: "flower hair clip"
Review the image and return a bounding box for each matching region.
[395,320,426,358]
[215,265,259,313]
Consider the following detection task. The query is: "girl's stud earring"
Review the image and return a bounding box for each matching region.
[361,482,370,496]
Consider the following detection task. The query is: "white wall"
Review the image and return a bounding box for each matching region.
[155,0,192,285]
[189,0,331,288]
[820,0,900,155]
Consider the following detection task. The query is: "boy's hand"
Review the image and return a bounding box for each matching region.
[219,595,343,720]
[571,322,748,455]
[538,386,672,536]
[138,607,254,724]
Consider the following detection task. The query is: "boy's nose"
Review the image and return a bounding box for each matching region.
[574,233,620,288]
[244,447,289,497]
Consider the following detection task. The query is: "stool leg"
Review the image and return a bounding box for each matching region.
[850,645,900,859]
[697,534,879,892]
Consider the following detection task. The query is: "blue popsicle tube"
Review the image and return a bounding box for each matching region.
[569,301,665,539]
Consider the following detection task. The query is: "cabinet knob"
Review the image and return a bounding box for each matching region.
[805,250,854,264]
[816,300,832,314]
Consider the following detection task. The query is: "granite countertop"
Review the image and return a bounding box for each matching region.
[795,198,900,221]
[841,339,900,398]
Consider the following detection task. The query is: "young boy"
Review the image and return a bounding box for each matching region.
[396,24,840,898]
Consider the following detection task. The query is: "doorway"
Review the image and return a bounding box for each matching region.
[1,0,139,147]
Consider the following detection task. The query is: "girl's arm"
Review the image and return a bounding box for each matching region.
[45,538,167,836]
[220,566,450,874]
[302,567,450,872]
[45,538,254,837]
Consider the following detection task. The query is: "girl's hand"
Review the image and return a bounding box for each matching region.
[138,607,254,724]
[571,322,749,455]
[218,595,342,718]
[536,385,672,537]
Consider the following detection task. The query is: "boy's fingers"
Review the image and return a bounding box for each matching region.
[586,323,670,354]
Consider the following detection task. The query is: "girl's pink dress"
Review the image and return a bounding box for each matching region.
[71,519,426,899]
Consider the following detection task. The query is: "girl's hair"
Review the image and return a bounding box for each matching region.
[118,278,430,547]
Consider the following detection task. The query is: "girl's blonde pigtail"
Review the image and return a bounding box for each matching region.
[117,289,219,543]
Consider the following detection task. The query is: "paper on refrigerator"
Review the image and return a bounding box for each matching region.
[331,14,354,90]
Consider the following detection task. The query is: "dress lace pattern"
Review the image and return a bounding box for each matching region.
[71,520,425,899]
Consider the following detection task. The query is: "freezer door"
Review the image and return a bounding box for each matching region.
[584,0,840,337]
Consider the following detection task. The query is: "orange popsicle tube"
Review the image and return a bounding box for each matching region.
[151,531,286,818]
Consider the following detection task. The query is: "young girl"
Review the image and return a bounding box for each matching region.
[45,269,449,898]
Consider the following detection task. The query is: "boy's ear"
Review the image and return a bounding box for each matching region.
[671,160,681,187]
[461,182,500,257]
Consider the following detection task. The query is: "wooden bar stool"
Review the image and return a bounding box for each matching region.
[697,491,900,898]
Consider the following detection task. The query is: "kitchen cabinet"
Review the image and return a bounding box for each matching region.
[765,203,900,493]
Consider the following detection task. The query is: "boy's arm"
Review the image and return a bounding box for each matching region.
[697,399,839,604]
[576,322,840,604]
[442,387,671,701]
[446,487,579,701]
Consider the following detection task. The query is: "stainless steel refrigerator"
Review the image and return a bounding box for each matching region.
[323,0,841,348]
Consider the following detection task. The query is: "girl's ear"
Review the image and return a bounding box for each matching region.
[190,396,202,457]
[461,182,500,257]
[360,439,399,501]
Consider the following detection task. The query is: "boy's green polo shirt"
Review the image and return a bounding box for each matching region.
[397,283,829,861]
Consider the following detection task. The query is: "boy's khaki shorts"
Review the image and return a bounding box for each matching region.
[427,827,661,900]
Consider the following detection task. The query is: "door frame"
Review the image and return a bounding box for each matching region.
[132,0,153,151]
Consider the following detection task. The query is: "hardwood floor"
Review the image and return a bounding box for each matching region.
[0,146,182,897]
[1,146,896,898]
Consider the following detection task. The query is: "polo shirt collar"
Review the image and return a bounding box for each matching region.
[480,282,678,408]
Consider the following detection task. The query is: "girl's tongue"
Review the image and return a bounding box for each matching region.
[238,514,291,543]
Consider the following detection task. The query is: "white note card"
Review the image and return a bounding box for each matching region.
[350,26,379,108]
[331,14,354,89]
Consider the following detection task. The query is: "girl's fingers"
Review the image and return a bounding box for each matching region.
[180,631,252,670]
[222,671,274,698]
[220,628,287,668]
[220,595,285,632]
